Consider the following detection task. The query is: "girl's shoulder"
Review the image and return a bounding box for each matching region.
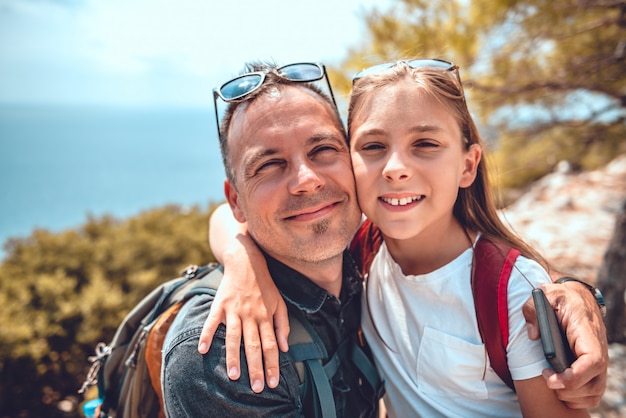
[511,255,552,288]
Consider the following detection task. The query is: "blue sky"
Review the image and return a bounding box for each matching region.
[0,0,392,107]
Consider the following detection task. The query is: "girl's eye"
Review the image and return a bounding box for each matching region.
[360,142,385,152]
[414,140,439,149]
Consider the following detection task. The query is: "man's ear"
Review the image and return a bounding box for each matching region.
[224,180,246,223]
[460,143,482,188]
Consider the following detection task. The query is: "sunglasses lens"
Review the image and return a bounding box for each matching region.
[353,59,455,81]
[279,63,323,81]
[354,63,395,80]
[406,59,453,70]
[220,74,264,100]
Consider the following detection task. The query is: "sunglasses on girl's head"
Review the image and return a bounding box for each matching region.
[352,58,467,108]
[352,58,458,81]
[213,62,337,140]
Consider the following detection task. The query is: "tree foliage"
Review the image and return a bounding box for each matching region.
[0,204,217,417]
[336,0,626,193]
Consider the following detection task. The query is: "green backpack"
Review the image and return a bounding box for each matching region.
[79,263,382,418]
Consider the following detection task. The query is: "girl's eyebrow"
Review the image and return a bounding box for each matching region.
[408,124,444,133]
[355,124,443,138]
[355,128,385,138]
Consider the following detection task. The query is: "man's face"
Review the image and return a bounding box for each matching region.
[224,86,361,270]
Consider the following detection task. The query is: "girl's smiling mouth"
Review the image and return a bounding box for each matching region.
[379,195,424,206]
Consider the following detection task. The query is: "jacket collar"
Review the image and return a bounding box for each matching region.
[265,251,362,314]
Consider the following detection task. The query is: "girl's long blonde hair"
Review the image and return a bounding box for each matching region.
[348,61,548,269]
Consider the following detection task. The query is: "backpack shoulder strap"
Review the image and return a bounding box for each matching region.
[287,310,326,383]
[286,306,336,418]
[472,236,521,391]
[182,264,225,299]
[349,336,382,393]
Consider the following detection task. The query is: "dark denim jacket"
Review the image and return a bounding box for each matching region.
[162,251,381,418]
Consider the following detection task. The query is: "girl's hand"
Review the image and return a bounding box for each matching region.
[200,204,290,393]
[198,235,290,392]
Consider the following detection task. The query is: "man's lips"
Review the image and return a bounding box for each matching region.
[284,201,339,221]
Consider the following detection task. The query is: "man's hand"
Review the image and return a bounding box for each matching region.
[523,281,608,408]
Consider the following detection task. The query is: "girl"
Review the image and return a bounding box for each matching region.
[204,59,590,417]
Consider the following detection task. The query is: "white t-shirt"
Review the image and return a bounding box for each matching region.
[361,242,551,418]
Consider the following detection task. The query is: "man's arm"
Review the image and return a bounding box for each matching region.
[523,280,608,409]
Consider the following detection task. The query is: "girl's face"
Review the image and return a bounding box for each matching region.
[349,79,481,242]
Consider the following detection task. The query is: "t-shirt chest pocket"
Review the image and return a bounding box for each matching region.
[416,326,489,399]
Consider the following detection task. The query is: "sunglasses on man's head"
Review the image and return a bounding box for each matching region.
[213,62,337,140]
[215,63,333,102]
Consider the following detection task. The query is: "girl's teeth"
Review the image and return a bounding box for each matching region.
[383,196,421,206]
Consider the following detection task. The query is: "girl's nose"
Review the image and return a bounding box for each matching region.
[382,151,411,182]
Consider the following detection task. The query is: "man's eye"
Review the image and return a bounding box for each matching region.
[313,145,339,154]
[256,160,283,173]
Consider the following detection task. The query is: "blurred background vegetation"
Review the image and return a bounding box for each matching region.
[0,205,216,417]
[1,0,624,416]
[331,0,625,202]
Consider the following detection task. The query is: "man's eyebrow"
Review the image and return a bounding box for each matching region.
[308,133,347,147]
[241,132,347,177]
[242,148,279,177]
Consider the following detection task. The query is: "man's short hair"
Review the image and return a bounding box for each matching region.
[217,61,345,187]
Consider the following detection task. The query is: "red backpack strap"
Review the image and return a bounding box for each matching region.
[472,237,521,391]
[349,219,383,278]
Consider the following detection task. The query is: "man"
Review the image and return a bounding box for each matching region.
[163,61,608,416]
[161,62,381,417]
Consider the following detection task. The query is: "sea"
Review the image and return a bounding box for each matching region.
[0,104,227,261]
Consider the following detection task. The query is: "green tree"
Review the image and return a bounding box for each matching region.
[0,204,217,417]
[335,0,626,192]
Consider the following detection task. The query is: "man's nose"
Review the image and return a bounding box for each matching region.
[287,161,324,194]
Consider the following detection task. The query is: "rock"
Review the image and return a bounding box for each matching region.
[500,154,626,415]
[591,343,626,417]
[500,154,626,283]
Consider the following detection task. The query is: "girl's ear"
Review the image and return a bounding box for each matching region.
[460,143,482,188]
[224,180,247,223]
